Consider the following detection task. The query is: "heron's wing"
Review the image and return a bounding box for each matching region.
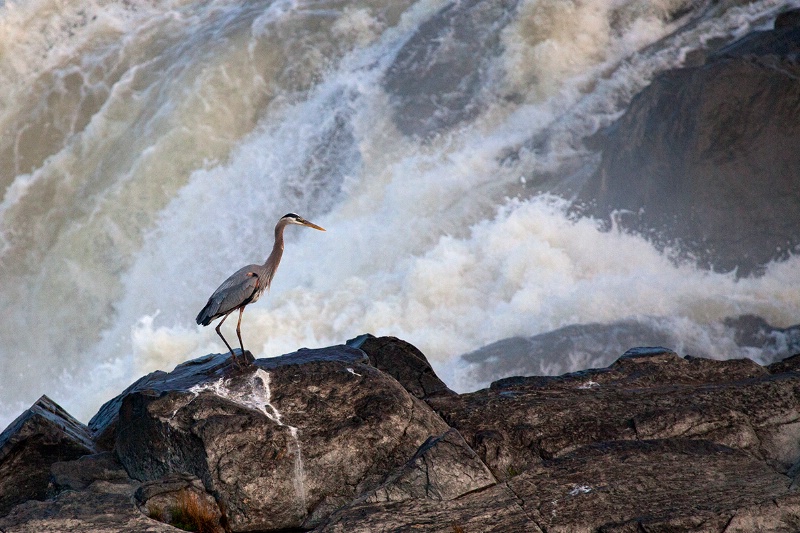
[196,265,262,325]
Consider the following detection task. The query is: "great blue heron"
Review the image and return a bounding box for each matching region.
[196,213,325,363]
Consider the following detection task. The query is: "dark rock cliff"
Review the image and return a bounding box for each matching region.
[578,14,800,276]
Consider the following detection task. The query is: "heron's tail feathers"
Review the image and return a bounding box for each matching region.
[196,300,217,326]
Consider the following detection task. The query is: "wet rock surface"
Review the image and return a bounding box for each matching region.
[2,337,800,532]
[578,19,800,276]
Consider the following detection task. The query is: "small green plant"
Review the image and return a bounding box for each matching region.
[506,465,521,478]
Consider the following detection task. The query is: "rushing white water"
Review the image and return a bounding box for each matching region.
[1,0,798,428]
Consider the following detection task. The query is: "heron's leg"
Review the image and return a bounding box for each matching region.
[215,311,236,360]
[236,306,247,359]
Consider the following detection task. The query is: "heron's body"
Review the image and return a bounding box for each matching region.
[196,213,325,363]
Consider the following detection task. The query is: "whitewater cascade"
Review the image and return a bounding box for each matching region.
[0,0,798,428]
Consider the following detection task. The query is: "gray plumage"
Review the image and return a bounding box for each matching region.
[196,213,325,364]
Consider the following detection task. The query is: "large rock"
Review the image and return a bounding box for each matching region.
[112,346,449,531]
[430,347,800,480]
[0,395,97,516]
[578,23,800,276]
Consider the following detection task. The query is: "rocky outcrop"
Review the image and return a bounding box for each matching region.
[431,347,800,479]
[0,395,97,515]
[578,15,800,276]
[2,337,800,532]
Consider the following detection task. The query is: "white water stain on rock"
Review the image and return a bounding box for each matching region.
[188,369,307,512]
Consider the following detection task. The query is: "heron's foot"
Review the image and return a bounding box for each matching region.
[229,349,254,368]
[238,350,255,367]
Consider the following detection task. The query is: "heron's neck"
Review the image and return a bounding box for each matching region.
[263,221,287,283]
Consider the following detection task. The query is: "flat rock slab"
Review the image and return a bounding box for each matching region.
[318,482,543,533]
[0,395,97,516]
[320,439,794,532]
[430,348,800,479]
[509,439,792,532]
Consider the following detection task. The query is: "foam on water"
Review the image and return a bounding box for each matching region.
[0,0,798,428]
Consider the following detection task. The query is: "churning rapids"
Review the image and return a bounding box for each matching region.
[1,0,798,428]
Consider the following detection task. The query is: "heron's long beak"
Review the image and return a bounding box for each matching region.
[301,219,326,231]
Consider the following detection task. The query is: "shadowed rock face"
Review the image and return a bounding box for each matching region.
[578,23,800,276]
[384,0,519,138]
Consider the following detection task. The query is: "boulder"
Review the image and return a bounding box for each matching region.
[578,24,800,276]
[112,346,449,531]
[0,395,97,516]
[349,334,455,400]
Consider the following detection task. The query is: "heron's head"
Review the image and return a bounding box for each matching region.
[281,213,326,231]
